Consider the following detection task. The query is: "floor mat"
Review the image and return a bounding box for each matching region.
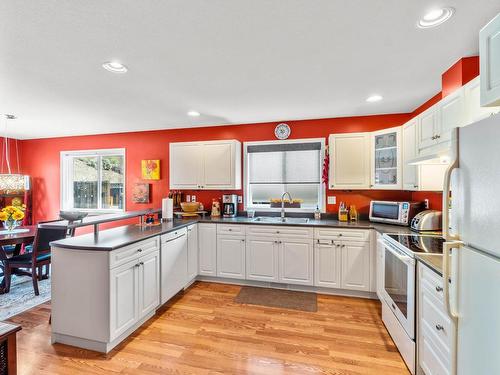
[234,286,317,312]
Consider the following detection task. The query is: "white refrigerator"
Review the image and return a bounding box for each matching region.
[443,113,500,375]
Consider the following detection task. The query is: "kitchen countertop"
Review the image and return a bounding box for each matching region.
[415,253,444,276]
[51,215,413,251]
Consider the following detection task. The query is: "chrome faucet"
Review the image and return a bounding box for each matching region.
[281,191,292,220]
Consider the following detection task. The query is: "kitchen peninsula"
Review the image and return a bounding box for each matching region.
[50,213,430,353]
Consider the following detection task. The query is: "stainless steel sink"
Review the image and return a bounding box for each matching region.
[251,217,309,224]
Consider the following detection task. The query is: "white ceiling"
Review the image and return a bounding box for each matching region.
[1,1,499,140]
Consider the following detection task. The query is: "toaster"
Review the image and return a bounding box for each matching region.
[410,210,442,232]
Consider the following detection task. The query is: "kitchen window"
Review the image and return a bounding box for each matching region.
[61,149,125,212]
[244,139,325,211]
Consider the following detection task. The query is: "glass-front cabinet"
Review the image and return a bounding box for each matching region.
[370,127,402,189]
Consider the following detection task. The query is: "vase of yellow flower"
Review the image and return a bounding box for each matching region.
[0,205,25,232]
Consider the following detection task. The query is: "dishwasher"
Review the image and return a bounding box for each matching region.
[160,228,188,304]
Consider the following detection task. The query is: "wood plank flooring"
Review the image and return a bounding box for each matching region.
[7,282,410,374]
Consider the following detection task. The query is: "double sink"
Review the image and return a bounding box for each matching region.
[251,216,310,224]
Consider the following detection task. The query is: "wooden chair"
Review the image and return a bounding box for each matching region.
[2,226,67,296]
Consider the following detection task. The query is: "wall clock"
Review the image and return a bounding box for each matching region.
[274,123,291,140]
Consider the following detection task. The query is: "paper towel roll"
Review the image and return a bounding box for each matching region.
[162,198,173,221]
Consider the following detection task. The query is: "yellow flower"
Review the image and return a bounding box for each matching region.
[0,212,7,221]
[12,211,24,221]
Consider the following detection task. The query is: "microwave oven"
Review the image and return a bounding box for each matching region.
[369,201,425,226]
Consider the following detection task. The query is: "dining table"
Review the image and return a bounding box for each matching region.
[0,226,36,294]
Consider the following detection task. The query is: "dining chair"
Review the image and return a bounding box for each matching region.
[2,225,68,295]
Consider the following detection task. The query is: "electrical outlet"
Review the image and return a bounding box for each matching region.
[327,196,336,205]
[238,195,243,204]
[424,199,429,209]
[186,195,191,202]
[191,195,196,202]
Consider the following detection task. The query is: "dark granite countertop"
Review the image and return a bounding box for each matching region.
[51,215,413,251]
[51,219,197,251]
[416,253,444,276]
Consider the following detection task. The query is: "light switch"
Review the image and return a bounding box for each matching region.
[238,195,243,204]
[327,196,336,205]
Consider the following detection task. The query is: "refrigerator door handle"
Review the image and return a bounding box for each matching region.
[443,240,462,375]
[442,129,460,241]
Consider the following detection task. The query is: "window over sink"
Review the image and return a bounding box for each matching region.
[61,148,125,213]
[244,139,325,212]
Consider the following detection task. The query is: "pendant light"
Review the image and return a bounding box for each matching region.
[0,114,30,194]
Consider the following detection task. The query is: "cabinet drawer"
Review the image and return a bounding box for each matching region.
[161,227,187,243]
[109,237,159,270]
[247,225,313,239]
[420,262,445,305]
[421,285,453,358]
[217,224,246,236]
[314,228,370,242]
[420,322,451,375]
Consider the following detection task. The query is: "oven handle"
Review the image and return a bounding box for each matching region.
[381,240,415,266]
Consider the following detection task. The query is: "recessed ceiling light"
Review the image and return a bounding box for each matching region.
[102,61,128,73]
[187,110,200,117]
[366,95,383,103]
[418,7,454,28]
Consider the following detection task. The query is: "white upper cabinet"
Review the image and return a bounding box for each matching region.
[402,118,419,191]
[438,88,465,143]
[417,106,438,153]
[464,76,500,125]
[329,133,371,190]
[370,127,402,190]
[480,12,500,107]
[170,140,241,190]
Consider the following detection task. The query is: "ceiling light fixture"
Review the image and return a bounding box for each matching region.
[102,61,128,73]
[418,7,454,28]
[366,95,383,103]
[187,110,200,117]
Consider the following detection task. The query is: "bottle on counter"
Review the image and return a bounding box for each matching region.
[314,205,321,220]
[349,205,358,222]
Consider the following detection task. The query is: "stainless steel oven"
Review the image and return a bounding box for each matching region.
[381,238,416,339]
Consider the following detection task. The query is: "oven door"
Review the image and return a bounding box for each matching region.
[382,240,416,339]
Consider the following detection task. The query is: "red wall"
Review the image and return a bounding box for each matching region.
[442,57,479,98]
[19,114,421,223]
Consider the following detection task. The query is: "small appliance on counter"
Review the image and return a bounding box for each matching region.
[222,194,238,218]
[369,200,425,226]
[211,199,221,217]
[410,209,442,232]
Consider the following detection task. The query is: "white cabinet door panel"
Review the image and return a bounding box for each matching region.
[439,89,464,143]
[279,240,313,285]
[110,260,139,340]
[198,224,217,276]
[329,133,370,189]
[341,241,370,292]
[464,76,500,124]
[480,13,500,107]
[246,237,279,282]
[217,235,246,279]
[187,224,198,281]
[169,143,203,189]
[402,119,419,190]
[418,108,438,153]
[314,241,341,288]
[139,251,160,318]
[371,127,402,189]
[203,142,234,188]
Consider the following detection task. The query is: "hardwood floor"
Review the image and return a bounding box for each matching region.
[8,282,409,374]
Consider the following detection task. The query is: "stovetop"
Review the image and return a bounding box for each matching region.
[386,234,445,254]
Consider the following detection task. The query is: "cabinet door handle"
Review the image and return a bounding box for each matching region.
[276,231,280,234]
[431,135,436,140]
[137,248,143,252]
[228,228,232,231]
[435,286,443,292]
[241,239,245,242]
[436,134,441,139]
[341,244,345,248]
[414,185,419,188]
[435,324,444,331]
[140,262,144,266]
[274,241,279,244]
[338,233,342,237]
[135,263,140,268]
[278,241,282,244]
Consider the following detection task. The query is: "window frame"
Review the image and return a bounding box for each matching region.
[60,148,126,214]
[243,138,326,213]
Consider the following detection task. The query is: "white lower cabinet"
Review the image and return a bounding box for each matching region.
[198,223,217,276]
[279,239,314,285]
[110,259,140,340]
[341,241,371,292]
[139,251,160,317]
[314,240,341,288]
[217,235,246,279]
[187,224,198,281]
[246,236,279,282]
[418,262,454,375]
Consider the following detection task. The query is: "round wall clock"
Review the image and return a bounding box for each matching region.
[275,123,291,140]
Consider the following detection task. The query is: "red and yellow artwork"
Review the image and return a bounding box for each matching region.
[141,160,160,180]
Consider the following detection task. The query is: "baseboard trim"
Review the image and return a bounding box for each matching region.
[195,276,377,300]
